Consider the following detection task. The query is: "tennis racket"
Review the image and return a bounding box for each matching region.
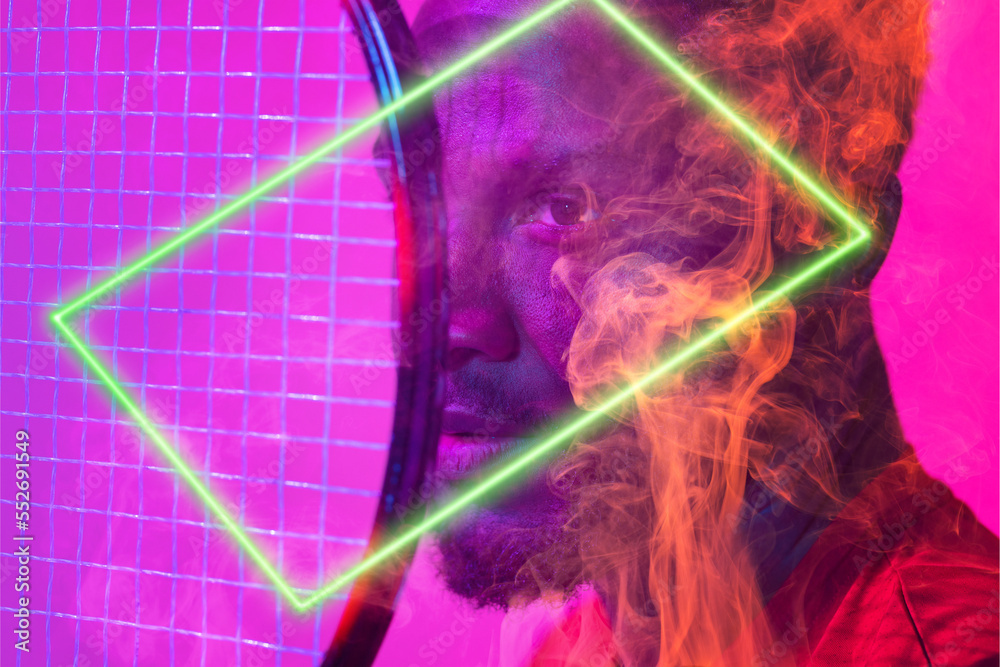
[0,0,445,664]
[323,0,448,665]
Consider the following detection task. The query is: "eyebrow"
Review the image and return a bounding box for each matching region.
[518,143,634,187]
[481,145,633,220]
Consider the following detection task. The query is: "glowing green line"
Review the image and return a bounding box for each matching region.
[49,0,879,613]
[297,235,868,610]
[48,0,580,611]
[589,0,870,240]
[49,313,300,603]
[51,0,579,322]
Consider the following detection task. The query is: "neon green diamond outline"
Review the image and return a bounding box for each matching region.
[50,0,872,612]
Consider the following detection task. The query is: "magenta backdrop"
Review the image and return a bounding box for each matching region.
[1,0,997,666]
[870,0,999,535]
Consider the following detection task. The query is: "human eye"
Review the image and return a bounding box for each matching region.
[516,187,600,231]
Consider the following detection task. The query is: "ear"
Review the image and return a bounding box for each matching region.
[851,174,902,288]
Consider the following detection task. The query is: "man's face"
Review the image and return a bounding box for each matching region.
[414,0,684,607]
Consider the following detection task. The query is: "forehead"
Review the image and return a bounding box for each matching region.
[413,2,664,173]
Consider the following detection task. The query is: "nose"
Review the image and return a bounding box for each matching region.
[446,300,519,370]
[445,224,519,371]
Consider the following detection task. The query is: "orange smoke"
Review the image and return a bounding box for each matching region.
[542,0,931,664]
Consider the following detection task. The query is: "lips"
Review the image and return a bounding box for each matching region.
[441,409,524,438]
[437,433,536,480]
[437,408,532,481]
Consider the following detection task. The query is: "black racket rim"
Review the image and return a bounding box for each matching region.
[323,1,447,665]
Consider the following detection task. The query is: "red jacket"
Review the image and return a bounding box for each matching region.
[755,453,999,666]
[528,451,999,666]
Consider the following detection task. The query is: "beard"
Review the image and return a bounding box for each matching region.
[432,482,585,611]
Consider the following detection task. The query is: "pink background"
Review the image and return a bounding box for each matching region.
[1,0,997,665]
[870,0,998,535]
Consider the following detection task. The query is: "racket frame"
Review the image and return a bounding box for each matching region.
[323,1,448,665]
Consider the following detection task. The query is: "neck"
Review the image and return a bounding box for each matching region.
[745,298,908,601]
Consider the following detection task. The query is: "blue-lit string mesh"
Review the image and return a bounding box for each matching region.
[0,1,399,664]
